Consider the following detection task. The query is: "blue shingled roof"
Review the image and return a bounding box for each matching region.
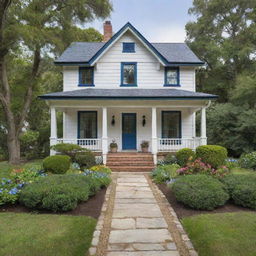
[55,22,203,66]
[40,88,217,100]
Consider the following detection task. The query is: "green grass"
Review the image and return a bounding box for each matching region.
[231,167,256,175]
[0,160,42,179]
[182,212,256,256]
[0,213,96,256]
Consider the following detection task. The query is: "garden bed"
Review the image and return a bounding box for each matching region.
[0,186,106,219]
[158,183,253,219]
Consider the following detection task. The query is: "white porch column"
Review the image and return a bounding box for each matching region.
[200,107,207,145]
[152,107,157,164]
[102,107,108,164]
[50,106,57,155]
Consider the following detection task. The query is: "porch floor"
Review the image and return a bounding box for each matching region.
[107,152,155,172]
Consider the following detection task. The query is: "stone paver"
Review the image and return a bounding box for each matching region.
[89,172,197,256]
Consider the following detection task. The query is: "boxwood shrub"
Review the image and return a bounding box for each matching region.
[75,151,96,169]
[196,145,228,168]
[19,174,105,212]
[43,155,71,174]
[221,174,256,209]
[176,148,195,166]
[172,174,229,210]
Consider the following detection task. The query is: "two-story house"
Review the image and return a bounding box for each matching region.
[40,21,217,170]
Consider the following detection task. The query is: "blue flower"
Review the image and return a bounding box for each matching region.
[8,187,18,195]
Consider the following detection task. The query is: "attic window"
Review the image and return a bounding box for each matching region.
[123,42,135,53]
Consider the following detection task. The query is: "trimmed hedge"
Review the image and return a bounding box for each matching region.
[172,174,229,210]
[19,174,105,212]
[176,148,195,166]
[43,155,71,174]
[75,151,96,169]
[221,174,256,209]
[196,145,227,168]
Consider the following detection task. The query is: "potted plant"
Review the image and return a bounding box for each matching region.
[141,140,149,153]
[110,140,118,153]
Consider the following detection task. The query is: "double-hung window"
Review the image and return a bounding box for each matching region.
[164,67,180,86]
[79,67,94,86]
[162,111,181,138]
[121,62,137,87]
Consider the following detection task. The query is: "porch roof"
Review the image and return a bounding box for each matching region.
[40,88,218,100]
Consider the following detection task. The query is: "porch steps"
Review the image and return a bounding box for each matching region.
[106,152,155,172]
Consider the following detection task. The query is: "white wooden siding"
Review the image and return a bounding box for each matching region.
[62,31,196,91]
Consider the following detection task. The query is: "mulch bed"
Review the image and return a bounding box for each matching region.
[158,183,253,219]
[0,187,106,219]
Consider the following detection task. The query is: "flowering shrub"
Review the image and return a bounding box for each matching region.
[177,158,230,178]
[0,178,22,206]
[225,158,239,170]
[239,152,256,170]
[83,169,111,187]
[151,164,180,184]
[90,165,112,174]
[0,167,46,206]
[11,167,46,184]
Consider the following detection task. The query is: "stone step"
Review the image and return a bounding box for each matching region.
[107,161,155,166]
[109,166,155,172]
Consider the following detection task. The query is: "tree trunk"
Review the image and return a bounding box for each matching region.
[7,130,20,165]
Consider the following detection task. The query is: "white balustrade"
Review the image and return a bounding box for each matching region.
[51,138,102,152]
[158,138,202,152]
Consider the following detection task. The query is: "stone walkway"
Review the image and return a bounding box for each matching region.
[89,172,197,256]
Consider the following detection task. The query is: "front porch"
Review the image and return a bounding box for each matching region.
[49,100,208,164]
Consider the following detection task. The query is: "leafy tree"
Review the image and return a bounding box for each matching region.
[0,0,112,164]
[186,0,256,102]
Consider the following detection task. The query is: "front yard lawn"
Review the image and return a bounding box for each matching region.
[182,212,256,256]
[0,160,42,179]
[0,213,96,256]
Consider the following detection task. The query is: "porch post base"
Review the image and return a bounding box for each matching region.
[200,137,207,145]
[103,154,107,165]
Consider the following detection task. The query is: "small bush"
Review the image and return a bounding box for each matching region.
[239,152,256,170]
[196,145,228,168]
[75,151,96,169]
[19,174,108,212]
[176,148,195,166]
[172,174,229,210]
[43,155,71,174]
[164,153,177,165]
[0,178,20,206]
[51,143,85,161]
[151,164,180,184]
[90,165,112,174]
[225,158,239,170]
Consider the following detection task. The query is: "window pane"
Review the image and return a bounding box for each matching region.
[162,112,181,138]
[166,69,178,85]
[80,68,93,85]
[123,64,135,85]
[79,112,97,138]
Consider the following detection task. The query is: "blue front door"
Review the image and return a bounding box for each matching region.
[122,113,137,150]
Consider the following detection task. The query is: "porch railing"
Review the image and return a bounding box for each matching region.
[158,137,202,152]
[51,138,102,152]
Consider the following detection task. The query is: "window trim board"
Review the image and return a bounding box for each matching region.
[78,67,95,87]
[122,42,135,53]
[120,62,138,87]
[164,67,180,87]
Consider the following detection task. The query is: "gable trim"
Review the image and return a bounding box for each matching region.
[89,22,168,66]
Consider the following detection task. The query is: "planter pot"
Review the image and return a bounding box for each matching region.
[110,147,117,153]
[141,147,149,153]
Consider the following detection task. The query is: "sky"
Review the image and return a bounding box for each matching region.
[86,0,195,42]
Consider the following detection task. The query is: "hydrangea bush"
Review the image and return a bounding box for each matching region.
[239,152,256,170]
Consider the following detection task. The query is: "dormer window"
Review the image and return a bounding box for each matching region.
[164,67,180,87]
[123,42,135,53]
[79,67,94,86]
